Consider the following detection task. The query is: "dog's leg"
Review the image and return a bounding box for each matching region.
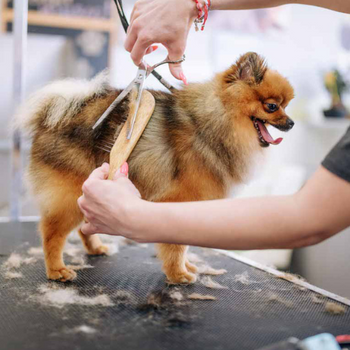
[154,190,201,284]
[35,169,85,282]
[157,244,197,284]
[40,210,82,282]
[185,259,198,274]
[153,183,205,284]
[78,230,109,255]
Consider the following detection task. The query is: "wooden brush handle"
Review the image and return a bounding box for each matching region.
[108,90,155,180]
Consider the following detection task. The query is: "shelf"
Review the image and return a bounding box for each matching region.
[2,9,117,32]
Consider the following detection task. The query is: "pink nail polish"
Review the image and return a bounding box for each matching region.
[179,72,188,85]
[121,162,129,176]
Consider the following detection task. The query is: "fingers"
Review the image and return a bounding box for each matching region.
[78,196,101,235]
[129,4,137,25]
[127,0,156,62]
[166,43,187,83]
[132,185,142,199]
[111,163,141,198]
[81,221,98,236]
[125,30,157,63]
[88,163,109,180]
[82,163,109,195]
[130,37,151,66]
[125,17,152,66]
[124,21,138,53]
[77,195,86,215]
[170,64,187,85]
[129,0,145,27]
[113,162,129,180]
[145,45,158,55]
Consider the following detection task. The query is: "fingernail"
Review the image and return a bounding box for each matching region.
[179,72,188,85]
[146,45,158,55]
[121,162,129,176]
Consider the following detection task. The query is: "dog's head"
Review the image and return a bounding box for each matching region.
[220,52,295,147]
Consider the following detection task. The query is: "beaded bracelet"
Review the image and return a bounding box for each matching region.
[193,0,211,31]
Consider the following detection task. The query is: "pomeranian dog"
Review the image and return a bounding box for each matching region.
[16,52,294,284]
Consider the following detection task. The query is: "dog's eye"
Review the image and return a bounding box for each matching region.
[267,103,278,112]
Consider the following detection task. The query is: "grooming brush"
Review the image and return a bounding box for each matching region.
[95,90,155,178]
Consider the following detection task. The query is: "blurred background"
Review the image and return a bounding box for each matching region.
[0,0,349,297]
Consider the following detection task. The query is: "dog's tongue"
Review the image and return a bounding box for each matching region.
[256,119,283,145]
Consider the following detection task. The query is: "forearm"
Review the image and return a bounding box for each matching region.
[211,0,350,13]
[133,167,350,249]
[211,0,289,11]
[137,195,313,249]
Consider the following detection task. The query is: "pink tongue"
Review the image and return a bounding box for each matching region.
[256,120,283,145]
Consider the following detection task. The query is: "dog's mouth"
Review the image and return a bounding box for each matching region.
[251,117,283,148]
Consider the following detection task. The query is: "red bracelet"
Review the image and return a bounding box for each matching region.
[192,0,211,31]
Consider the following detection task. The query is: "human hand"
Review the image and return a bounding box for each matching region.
[124,0,198,83]
[78,162,143,238]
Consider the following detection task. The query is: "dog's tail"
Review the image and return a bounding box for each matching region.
[13,70,111,136]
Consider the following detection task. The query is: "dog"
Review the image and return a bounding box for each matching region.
[16,52,294,284]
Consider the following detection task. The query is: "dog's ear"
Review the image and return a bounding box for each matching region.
[224,52,267,85]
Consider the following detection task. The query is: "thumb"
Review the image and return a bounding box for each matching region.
[81,222,98,236]
[169,64,188,85]
[88,162,110,180]
[167,45,187,85]
[112,162,129,181]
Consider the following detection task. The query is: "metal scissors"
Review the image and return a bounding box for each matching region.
[92,55,185,139]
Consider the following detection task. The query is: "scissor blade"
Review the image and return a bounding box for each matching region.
[92,81,135,130]
[126,72,146,140]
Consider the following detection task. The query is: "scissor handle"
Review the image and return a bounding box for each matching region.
[146,55,186,76]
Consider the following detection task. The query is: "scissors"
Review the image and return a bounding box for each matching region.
[92,55,185,139]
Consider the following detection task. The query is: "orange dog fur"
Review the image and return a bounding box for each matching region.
[16,52,294,283]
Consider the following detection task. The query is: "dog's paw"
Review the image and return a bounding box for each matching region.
[47,267,77,282]
[87,244,109,256]
[185,260,198,274]
[166,269,197,285]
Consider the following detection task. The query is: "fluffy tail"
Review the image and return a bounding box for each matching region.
[13,70,111,137]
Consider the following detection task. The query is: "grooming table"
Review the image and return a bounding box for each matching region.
[0,222,349,350]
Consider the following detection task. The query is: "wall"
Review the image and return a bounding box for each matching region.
[0,34,70,139]
[0,33,71,215]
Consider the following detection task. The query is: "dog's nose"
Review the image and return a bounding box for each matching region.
[287,119,294,130]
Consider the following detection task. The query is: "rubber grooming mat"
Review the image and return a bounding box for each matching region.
[0,222,349,350]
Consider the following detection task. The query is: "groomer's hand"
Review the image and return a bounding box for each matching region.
[78,162,142,238]
[125,0,198,84]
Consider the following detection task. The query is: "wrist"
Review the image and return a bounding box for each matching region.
[128,199,157,243]
[209,0,290,11]
[133,200,179,244]
[186,0,200,20]
[191,0,212,31]
[208,0,221,10]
